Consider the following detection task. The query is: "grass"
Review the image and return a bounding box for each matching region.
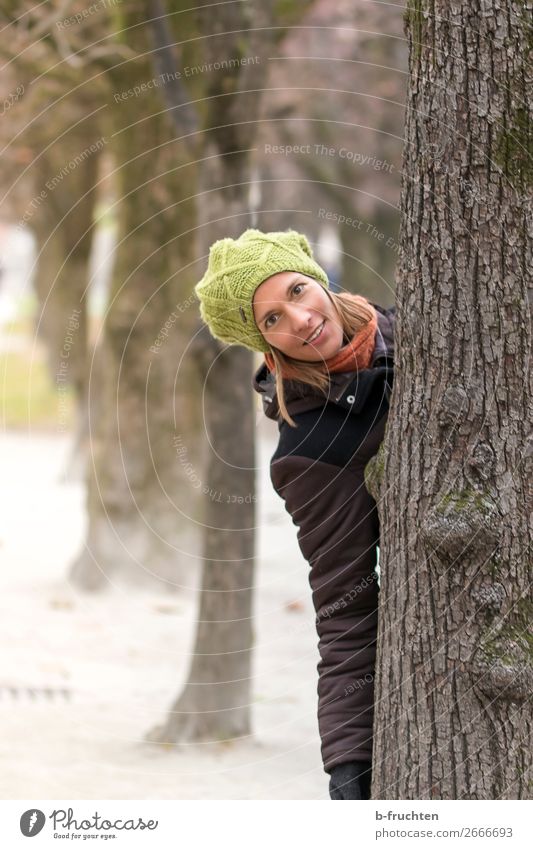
[1,348,75,431]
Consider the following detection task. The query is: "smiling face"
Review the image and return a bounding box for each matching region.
[252,271,345,361]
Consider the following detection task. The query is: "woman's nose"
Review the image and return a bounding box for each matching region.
[285,304,312,332]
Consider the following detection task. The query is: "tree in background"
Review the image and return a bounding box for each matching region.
[367,0,532,798]
[0,4,112,418]
[146,0,299,746]
[255,0,406,305]
[68,1,206,591]
[1,0,314,747]
[1,1,205,588]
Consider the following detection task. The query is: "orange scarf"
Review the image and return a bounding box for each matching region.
[264,295,378,376]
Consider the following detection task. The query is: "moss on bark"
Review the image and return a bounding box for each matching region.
[494,105,533,191]
[404,0,424,62]
[364,442,386,502]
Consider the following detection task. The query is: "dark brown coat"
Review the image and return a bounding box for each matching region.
[252,304,395,773]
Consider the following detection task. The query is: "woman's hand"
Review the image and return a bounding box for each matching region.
[329,760,372,800]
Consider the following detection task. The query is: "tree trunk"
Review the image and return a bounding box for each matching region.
[146,0,274,745]
[338,204,398,306]
[31,144,97,405]
[368,0,532,799]
[147,340,257,743]
[70,7,203,591]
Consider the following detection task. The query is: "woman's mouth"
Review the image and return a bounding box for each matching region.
[304,320,326,346]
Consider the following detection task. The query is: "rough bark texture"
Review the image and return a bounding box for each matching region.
[370,0,532,799]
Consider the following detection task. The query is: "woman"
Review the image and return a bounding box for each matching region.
[195,228,395,800]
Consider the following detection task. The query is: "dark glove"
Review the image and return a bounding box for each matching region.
[329,760,372,800]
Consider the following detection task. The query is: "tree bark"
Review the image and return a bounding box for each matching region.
[369,0,532,799]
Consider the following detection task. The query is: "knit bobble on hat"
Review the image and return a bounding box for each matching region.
[194,228,329,353]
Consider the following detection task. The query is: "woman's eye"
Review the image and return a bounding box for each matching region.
[264,284,305,328]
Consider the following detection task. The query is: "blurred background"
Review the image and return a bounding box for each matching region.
[0,0,406,799]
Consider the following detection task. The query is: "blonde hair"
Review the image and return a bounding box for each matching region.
[268,291,375,427]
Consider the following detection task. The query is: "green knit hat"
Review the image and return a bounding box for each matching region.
[194,228,330,353]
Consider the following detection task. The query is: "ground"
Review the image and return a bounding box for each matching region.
[0,421,327,800]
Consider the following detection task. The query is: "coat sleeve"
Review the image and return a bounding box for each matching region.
[269,411,387,772]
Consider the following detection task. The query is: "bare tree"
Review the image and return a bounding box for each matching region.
[255,0,406,304]
[366,0,532,799]
[146,0,279,745]
[0,3,110,404]
[2,0,207,588]
[65,1,205,590]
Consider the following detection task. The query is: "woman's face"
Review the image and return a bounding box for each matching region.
[252,271,344,361]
